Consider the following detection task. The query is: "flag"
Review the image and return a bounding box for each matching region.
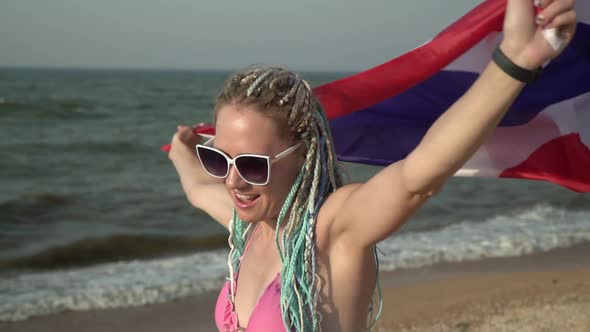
[313,0,590,193]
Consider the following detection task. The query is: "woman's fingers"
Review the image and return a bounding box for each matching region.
[182,126,206,146]
[173,125,191,142]
[536,0,576,27]
[534,0,554,10]
[544,10,577,31]
[169,129,198,159]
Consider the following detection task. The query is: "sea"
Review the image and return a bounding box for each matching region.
[1,67,589,322]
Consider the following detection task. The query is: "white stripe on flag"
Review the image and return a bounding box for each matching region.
[458,92,590,177]
[444,32,501,73]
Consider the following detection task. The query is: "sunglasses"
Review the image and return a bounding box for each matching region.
[196,137,302,186]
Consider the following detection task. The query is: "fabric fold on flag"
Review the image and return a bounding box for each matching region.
[313,0,590,192]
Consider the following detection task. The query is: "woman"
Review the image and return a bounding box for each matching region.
[169,0,578,331]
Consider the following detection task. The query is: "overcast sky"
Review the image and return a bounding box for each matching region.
[0,0,482,71]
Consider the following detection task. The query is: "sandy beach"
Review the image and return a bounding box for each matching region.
[374,243,590,332]
[2,243,589,332]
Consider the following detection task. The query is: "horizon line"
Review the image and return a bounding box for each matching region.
[0,64,358,74]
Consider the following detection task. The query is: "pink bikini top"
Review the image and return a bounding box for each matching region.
[214,228,286,332]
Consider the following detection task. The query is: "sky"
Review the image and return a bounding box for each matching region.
[0,0,482,71]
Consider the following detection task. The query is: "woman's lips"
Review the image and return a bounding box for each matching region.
[233,192,260,209]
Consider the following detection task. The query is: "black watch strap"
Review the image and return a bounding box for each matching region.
[492,46,542,84]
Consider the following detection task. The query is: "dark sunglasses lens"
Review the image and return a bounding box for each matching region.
[236,156,268,184]
[198,147,228,177]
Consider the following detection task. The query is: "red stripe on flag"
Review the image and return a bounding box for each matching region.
[313,0,506,119]
[500,133,590,192]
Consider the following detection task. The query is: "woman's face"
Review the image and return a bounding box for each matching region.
[214,103,304,223]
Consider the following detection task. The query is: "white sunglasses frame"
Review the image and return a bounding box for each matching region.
[195,136,302,186]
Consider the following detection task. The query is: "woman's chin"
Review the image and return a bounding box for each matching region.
[235,209,260,223]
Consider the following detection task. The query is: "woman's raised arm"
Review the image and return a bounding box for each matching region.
[326,0,578,249]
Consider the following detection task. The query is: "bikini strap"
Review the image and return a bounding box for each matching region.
[239,224,260,263]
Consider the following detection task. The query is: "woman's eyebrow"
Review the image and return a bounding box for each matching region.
[207,138,233,158]
[214,141,272,158]
[212,144,234,158]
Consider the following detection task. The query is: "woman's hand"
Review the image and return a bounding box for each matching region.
[168,125,202,161]
[501,0,577,69]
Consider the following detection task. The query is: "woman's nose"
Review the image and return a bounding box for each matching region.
[225,165,247,189]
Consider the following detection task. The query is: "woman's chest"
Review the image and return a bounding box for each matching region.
[233,243,282,328]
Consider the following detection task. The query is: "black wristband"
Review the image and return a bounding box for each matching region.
[492,46,542,84]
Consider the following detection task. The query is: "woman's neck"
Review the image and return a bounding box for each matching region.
[256,219,279,239]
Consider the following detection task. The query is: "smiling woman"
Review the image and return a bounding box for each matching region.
[175,66,365,331]
[169,66,379,332]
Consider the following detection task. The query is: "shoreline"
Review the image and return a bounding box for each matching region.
[1,243,589,332]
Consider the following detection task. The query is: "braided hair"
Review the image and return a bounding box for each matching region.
[215,66,382,331]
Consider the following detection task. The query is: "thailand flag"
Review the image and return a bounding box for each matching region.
[314,0,590,193]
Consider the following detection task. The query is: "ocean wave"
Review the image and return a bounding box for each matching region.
[0,234,228,271]
[0,97,106,120]
[0,193,70,220]
[377,204,590,270]
[0,250,229,321]
[1,204,588,321]
[1,140,151,156]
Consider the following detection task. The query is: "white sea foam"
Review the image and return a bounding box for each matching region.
[0,249,229,321]
[1,204,589,321]
[377,204,590,270]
